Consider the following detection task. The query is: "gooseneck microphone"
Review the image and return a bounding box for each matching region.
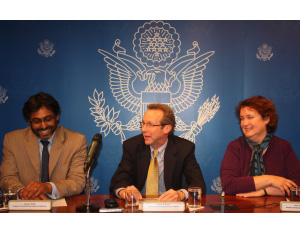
[84,133,102,172]
[77,133,102,213]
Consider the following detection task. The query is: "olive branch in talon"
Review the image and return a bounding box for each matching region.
[89,89,141,143]
[89,89,123,138]
[0,86,8,104]
[179,95,220,143]
[89,89,220,144]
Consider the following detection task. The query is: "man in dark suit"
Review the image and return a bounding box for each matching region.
[110,104,206,202]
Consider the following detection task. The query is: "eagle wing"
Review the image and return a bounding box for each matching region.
[98,49,142,114]
[171,51,215,114]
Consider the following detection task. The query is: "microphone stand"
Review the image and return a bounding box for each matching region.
[76,165,100,213]
[221,191,225,213]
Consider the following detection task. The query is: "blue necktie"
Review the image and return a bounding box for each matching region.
[41,140,50,182]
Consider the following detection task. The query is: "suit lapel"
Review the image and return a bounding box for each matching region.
[24,127,40,177]
[164,136,177,190]
[137,144,151,190]
[49,126,64,177]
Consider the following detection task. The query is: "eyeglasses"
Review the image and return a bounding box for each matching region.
[29,115,56,125]
[140,122,167,128]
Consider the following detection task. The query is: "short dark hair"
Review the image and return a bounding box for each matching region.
[235,96,278,134]
[22,92,61,122]
[147,103,176,135]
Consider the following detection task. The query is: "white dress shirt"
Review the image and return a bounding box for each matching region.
[116,139,188,199]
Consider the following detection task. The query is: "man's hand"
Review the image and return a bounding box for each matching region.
[20,181,52,200]
[158,189,185,202]
[119,185,142,200]
[19,189,49,200]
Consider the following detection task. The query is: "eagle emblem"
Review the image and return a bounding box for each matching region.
[38,39,56,58]
[89,21,220,143]
[256,43,273,61]
[211,176,222,194]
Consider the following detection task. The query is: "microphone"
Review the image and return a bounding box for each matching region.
[77,133,102,212]
[84,133,102,172]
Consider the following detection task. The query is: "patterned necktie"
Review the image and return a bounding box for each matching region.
[41,140,50,182]
[146,149,159,195]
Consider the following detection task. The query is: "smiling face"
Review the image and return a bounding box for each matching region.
[141,109,172,149]
[240,107,270,144]
[29,106,59,140]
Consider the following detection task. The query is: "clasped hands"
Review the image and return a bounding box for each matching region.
[119,185,185,202]
[18,181,52,200]
[237,175,297,197]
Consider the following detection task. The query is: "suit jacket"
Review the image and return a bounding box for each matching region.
[0,126,87,198]
[110,134,206,195]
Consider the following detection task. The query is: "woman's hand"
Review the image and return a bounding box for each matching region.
[269,176,296,196]
[254,175,297,196]
[236,189,264,197]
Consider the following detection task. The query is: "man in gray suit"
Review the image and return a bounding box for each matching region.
[0,92,87,200]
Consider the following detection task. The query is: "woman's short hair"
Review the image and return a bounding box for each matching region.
[147,103,176,135]
[235,95,278,134]
[22,92,61,122]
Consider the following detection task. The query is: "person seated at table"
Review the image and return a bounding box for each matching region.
[109,103,206,202]
[0,92,87,200]
[221,96,300,197]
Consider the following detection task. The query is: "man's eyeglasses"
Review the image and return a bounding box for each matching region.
[140,122,167,128]
[29,115,56,125]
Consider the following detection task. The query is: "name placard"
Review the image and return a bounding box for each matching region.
[280,201,300,212]
[142,201,185,212]
[8,200,52,211]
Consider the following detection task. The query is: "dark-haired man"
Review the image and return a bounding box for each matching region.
[0,92,87,200]
[110,104,206,202]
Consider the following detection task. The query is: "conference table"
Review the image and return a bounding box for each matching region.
[45,194,296,213]
[2,194,297,213]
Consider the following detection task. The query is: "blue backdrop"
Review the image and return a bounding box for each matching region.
[1,20,300,194]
